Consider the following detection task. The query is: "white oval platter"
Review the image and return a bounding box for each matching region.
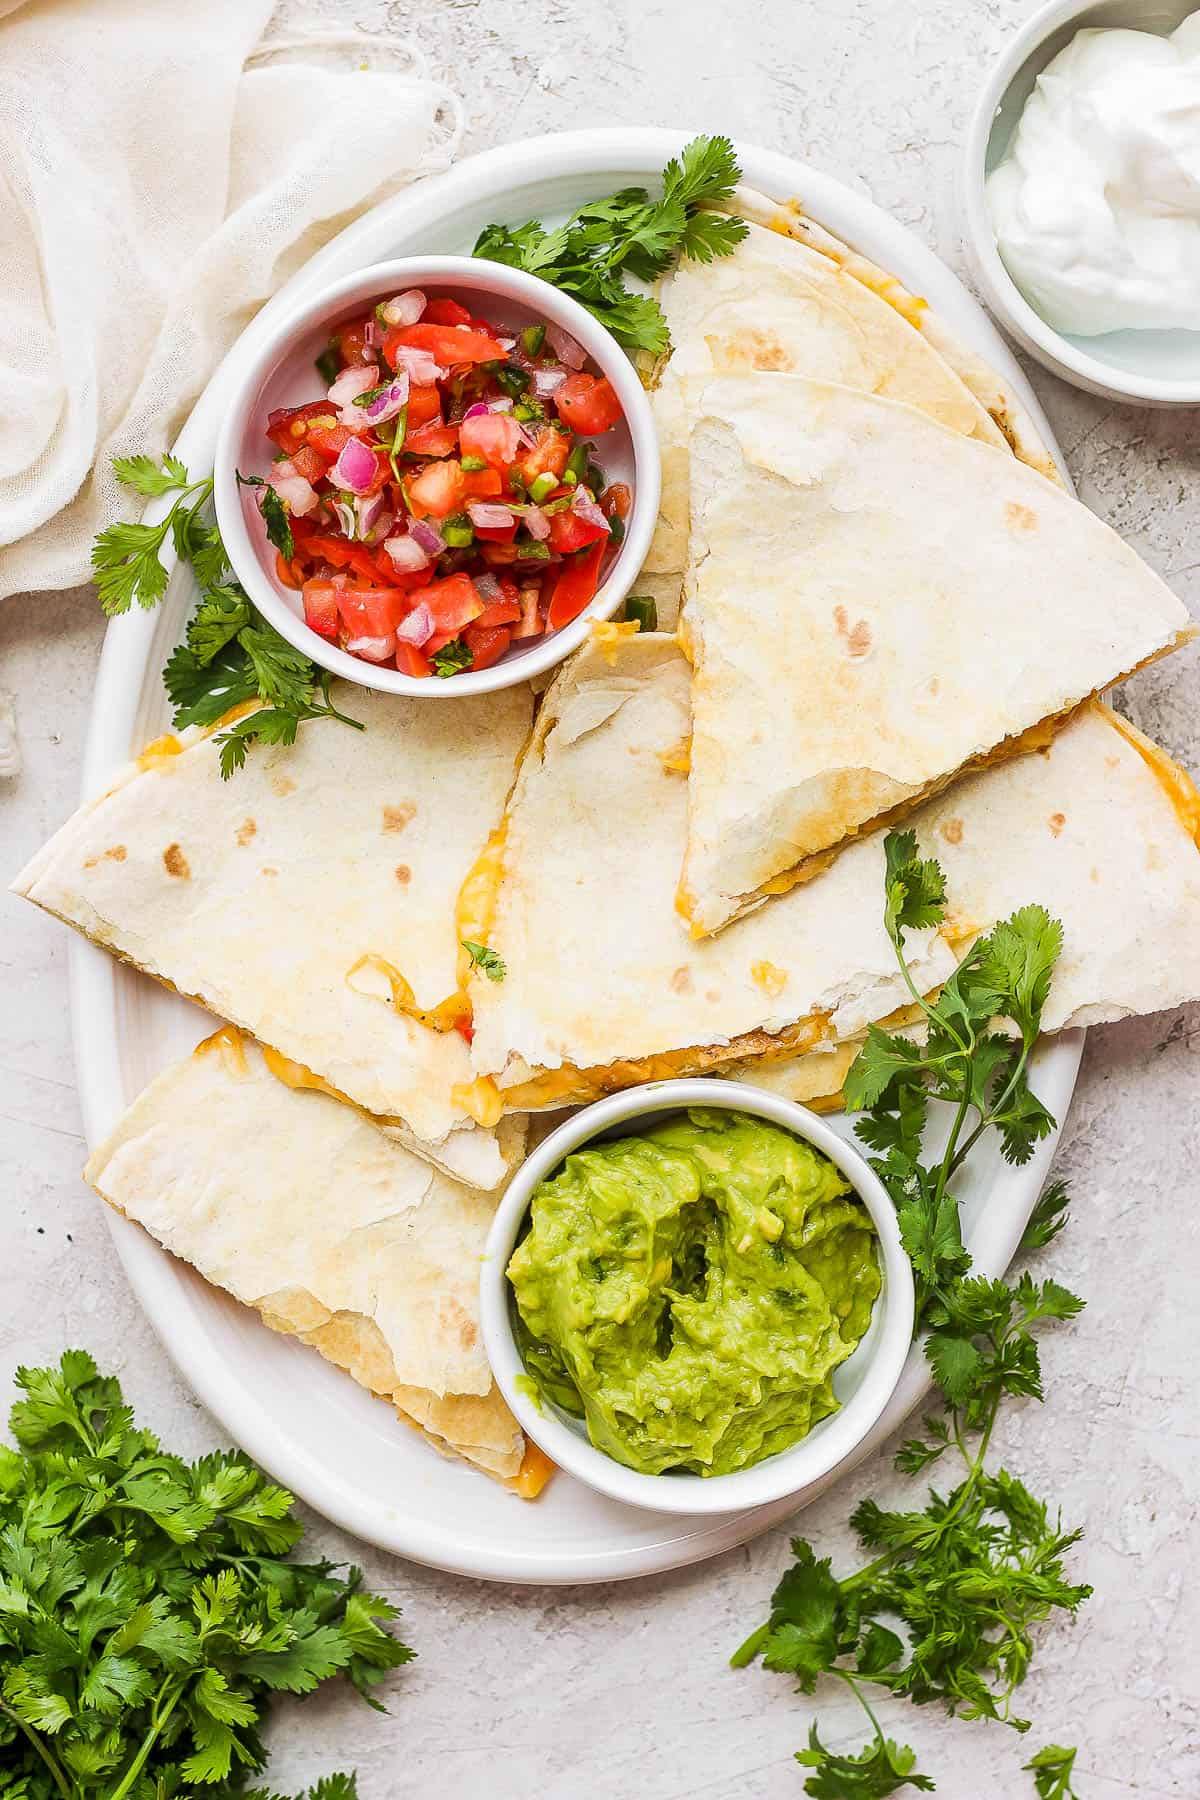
[69,128,1081,1584]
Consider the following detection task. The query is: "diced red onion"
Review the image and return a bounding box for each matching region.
[358,373,409,425]
[408,518,445,556]
[345,632,396,663]
[488,396,514,414]
[389,344,444,385]
[396,602,434,646]
[267,469,318,516]
[524,505,550,541]
[379,289,427,328]
[514,419,538,449]
[467,502,515,529]
[328,364,377,409]
[463,401,490,421]
[331,497,357,537]
[330,436,380,495]
[532,367,568,397]
[545,323,586,369]
[473,572,502,603]
[356,493,390,539]
[496,336,517,351]
[364,319,384,350]
[383,533,433,573]
[572,486,609,530]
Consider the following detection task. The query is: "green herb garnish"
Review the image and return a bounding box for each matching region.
[441,514,475,549]
[237,472,294,562]
[1025,1744,1082,1799]
[732,833,1089,1797]
[96,455,362,778]
[623,594,657,632]
[0,1352,411,1799]
[461,939,506,982]
[473,135,749,354]
[521,323,546,357]
[431,638,473,677]
[494,364,530,397]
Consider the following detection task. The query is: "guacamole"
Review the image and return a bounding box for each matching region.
[506,1109,881,1477]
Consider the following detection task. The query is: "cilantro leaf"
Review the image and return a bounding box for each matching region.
[797,1724,935,1797]
[112,451,190,496]
[432,639,474,678]
[186,586,253,665]
[1020,1179,1071,1251]
[883,830,947,943]
[462,939,506,982]
[1024,1744,1080,1799]
[259,484,295,561]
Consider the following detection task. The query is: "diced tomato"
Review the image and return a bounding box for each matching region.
[547,540,606,630]
[601,482,632,520]
[517,425,570,486]
[463,622,512,670]
[408,459,466,518]
[461,467,503,499]
[302,581,340,639]
[394,642,432,678]
[473,598,521,628]
[303,534,388,587]
[289,443,327,484]
[407,385,443,428]
[555,373,623,435]
[404,419,459,458]
[392,322,506,365]
[513,581,543,639]
[339,322,371,367]
[460,411,522,470]
[477,542,521,565]
[421,297,474,327]
[473,519,519,545]
[276,553,304,591]
[307,421,352,461]
[547,506,609,554]
[407,571,483,636]
[267,400,342,455]
[334,586,411,639]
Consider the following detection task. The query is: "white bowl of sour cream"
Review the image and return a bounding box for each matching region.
[964,0,1200,403]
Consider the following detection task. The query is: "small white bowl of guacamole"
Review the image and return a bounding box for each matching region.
[479,1079,915,1516]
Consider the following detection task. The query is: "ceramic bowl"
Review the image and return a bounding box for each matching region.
[213,256,660,697]
[479,1079,915,1517]
[962,0,1200,404]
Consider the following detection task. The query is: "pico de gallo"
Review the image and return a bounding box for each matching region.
[252,290,631,678]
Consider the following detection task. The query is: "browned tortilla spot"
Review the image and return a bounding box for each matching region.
[670,965,694,994]
[84,844,127,869]
[1005,501,1038,534]
[236,819,256,847]
[271,773,296,797]
[833,604,872,659]
[940,817,964,845]
[394,864,412,884]
[383,802,417,834]
[162,844,189,879]
[1048,811,1066,836]
[260,866,278,877]
[708,326,794,372]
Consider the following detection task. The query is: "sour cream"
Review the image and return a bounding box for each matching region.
[988,13,1200,336]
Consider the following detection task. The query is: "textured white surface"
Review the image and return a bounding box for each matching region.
[1,0,1198,1794]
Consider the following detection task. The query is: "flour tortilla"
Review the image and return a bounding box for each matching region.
[469,636,1200,1107]
[469,633,958,1104]
[645,215,1008,593]
[723,184,1062,487]
[84,1031,526,1483]
[726,703,1200,1107]
[12,683,533,1188]
[678,373,1194,936]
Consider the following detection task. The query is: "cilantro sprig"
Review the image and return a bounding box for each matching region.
[473,135,749,355]
[732,834,1088,1797]
[0,1352,410,1799]
[461,939,506,982]
[93,456,361,778]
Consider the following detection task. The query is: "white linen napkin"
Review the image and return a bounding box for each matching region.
[0,0,461,601]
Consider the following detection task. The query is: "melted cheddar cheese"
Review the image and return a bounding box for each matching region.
[346,954,471,1033]
[510,1439,556,1499]
[192,1022,248,1073]
[455,825,508,993]
[589,618,640,665]
[260,1044,347,1103]
[135,733,183,771]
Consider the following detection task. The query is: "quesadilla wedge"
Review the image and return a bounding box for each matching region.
[12,683,533,1189]
[725,184,1061,486]
[466,635,1200,1115]
[85,1030,549,1494]
[678,373,1194,936]
[645,215,1010,593]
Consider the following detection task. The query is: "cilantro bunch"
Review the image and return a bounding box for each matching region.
[0,1352,411,1798]
[473,135,749,355]
[732,832,1089,1797]
[91,457,360,778]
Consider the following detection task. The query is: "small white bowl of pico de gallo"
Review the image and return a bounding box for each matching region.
[213,255,660,695]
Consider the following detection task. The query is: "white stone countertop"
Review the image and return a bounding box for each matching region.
[1,1,1197,1794]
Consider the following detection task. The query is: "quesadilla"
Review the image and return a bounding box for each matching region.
[466,634,1200,1113]
[677,373,1194,936]
[85,1029,549,1493]
[12,683,533,1189]
[645,215,1010,593]
[725,184,1061,486]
